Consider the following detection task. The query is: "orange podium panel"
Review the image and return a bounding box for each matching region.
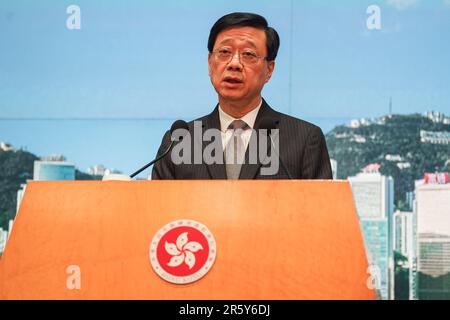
[0,180,375,300]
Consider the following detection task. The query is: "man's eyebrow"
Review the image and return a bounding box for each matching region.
[216,38,258,49]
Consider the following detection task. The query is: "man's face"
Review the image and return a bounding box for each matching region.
[208,26,275,104]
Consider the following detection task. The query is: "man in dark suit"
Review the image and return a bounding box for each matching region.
[152,12,332,180]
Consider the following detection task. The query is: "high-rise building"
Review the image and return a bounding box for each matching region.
[414,174,450,300]
[8,220,14,240]
[16,183,27,213]
[87,164,108,176]
[405,191,415,211]
[0,142,14,151]
[349,168,395,300]
[0,228,8,255]
[33,160,75,181]
[393,211,414,259]
[330,159,338,180]
[393,210,418,299]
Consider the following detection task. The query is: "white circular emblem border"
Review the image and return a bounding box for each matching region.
[149,219,217,284]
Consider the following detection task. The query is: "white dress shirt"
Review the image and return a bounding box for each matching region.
[218,100,262,152]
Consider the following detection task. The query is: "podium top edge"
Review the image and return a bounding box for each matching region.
[27,179,347,185]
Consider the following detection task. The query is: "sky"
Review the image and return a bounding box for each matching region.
[1,0,450,177]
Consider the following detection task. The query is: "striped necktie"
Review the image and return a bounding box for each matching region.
[225,119,250,180]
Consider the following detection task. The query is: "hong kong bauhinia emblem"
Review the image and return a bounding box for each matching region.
[149,219,216,284]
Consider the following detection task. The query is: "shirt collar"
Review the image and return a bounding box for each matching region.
[218,99,262,132]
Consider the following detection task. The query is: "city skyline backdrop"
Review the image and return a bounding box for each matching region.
[1,0,450,177]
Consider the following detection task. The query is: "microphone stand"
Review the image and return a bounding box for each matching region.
[130,140,175,178]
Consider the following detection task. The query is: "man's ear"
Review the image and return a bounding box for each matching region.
[264,60,275,83]
[208,53,213,76]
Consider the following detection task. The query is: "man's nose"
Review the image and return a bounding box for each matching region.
[227,52,243,70]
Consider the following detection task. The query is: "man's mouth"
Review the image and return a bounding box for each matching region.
[223,77,244,84]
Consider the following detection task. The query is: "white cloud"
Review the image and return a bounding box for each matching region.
[386,0,419,10]
[444,0,450,8]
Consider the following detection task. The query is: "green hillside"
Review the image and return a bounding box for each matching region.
[326,113,450,209]
[0,149,37,231]
[2,113,449,230]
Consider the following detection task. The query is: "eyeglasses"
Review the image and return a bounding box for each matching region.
[211,48,267,65]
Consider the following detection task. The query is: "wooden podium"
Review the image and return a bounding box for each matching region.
[0,180,375,300]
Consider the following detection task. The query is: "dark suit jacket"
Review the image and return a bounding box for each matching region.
[152,99,332,180]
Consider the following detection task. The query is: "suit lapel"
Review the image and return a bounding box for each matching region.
[239,99,281,179]
[201,100,280,180]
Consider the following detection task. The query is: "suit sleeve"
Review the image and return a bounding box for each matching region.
[301,126,333,179]
[151,130,176,180]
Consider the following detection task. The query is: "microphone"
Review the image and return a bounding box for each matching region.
[130,120,189,178]
[258,117,293,179]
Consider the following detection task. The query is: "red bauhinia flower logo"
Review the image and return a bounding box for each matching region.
[149,220,216,284]
[165,232,203,269]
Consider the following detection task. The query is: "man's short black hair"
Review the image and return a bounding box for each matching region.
[208,12,280,61]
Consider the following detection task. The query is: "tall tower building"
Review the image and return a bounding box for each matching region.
[393,211,414,259]
[393,210,417,299]
[415,174,450,300]
[349,166,395,300]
